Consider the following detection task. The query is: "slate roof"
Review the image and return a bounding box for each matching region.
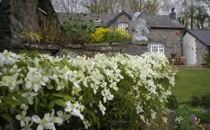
[186,29,210,46]
[57,10,184,29]
[142,15,184,29]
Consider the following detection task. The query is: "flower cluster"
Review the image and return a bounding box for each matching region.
[89,27,131,43]
[192,114,205,130]
[0,50,175,129]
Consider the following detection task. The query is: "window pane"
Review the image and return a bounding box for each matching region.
[147,43,164,53]
[118,23,128,32]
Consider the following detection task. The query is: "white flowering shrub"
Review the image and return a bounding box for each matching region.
[0,50,176,130]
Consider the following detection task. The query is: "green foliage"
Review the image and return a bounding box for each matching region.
[190,95,201,107]
[166,94,178,110]
[39,21,60,44]
[201,93,210,108]
[177,4,210,29]
[60,13,95,44]
[189,93,210,108]
[175,106,194,130]
[89,27,131,43]
[20,30,42,43]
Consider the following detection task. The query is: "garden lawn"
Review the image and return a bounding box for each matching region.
[172,68,210,104]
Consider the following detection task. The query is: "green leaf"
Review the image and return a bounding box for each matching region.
[2,97,18,106]
[48,101,55,111]
[1,113,14,122]
[50,93,75,102]
[40,60,50,69]
[55,99,66,107]
[18,96,28,104]
[34,97,39,113]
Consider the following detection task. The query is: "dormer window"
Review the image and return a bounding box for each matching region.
[118,23,128,32]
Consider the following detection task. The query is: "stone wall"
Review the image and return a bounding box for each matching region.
[149,29,183,58]
[9,0,39,42]
[0,41,150,57]
[195,40,209,65]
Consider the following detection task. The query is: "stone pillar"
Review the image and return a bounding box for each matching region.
[165,109,176,130]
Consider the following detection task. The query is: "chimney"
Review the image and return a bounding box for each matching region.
[170,8,176,20]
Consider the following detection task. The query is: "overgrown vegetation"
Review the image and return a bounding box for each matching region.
[20,30,42,44]
[60,13,95,44]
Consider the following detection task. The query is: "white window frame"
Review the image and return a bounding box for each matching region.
[118,23,128,32]
[148,43,165,53]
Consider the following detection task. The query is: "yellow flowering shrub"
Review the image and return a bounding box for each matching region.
[89,27,130,43]
[89,27,109,43]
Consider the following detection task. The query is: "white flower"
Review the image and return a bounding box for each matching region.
[32,114,55,130]
[98,101,106,115]
[65,101,84,120]
[101,88,114,103]
[24,67,45,92]
[49,110,63,125]
[16,110,31,127]
[21,91,37,105]
[90,83,99,94]
[0,73,22,92]
[151,110,156,119]
[57,110,71,123]
[175,116,183,124]
[110,82,118,91]
[0,50,17,66]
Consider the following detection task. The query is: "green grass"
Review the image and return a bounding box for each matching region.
[172,68,210,104]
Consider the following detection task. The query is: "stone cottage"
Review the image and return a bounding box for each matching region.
[183,29,210,65]
[58,9,185,59]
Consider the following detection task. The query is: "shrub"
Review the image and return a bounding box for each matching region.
[166,94,178,110]
[201,93,210,108]
[175,106,194,130]
[89,27,131,43]
[38,21,60,44]
[190,95,201,107]
[20,30,42,44]
[0,50,176,129]
[60,13,95,44]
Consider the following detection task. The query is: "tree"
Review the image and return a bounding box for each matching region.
[178,3,210,29]
[143,0,159,14]
[52,0,85,13]
[193,5,210,29]
[82,0,118,13]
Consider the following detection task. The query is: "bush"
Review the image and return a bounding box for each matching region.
[175,106,195,130]
[60,13,95,44]
[89,27,131,43]
[39,21,60,44]
[166,94,178,110]
[201,93,210,108]
[190,95,201,107]
[20,30,42,44]
[0,50,176,129]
